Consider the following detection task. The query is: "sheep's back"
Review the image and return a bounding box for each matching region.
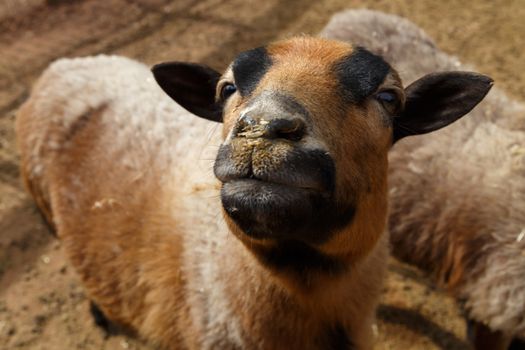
[389,121,525,335]
[15,55,224,344]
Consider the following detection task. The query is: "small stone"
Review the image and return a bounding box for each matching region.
[34,314,47,326]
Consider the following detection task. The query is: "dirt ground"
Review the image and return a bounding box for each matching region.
[0,0,524,349]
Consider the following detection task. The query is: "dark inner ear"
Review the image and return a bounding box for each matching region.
[152,62,223,122]
[393,71,493,143]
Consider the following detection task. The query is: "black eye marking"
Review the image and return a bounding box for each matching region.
[220,83,237,101]
[333,47,391,103]
[232,46,272,97]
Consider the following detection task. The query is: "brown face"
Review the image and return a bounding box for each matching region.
[213,37,402,245]
[153,36,492,274]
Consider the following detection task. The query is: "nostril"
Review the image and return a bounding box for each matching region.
[266,118,305,141]
[234,114,262,138]
[239,113,257,127]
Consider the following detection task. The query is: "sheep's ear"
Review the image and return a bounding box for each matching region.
[152,62,223,123]
[393,72,493,142]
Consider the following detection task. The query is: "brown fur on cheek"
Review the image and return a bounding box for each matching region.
[320,173,388,260]
[320,105,392,259]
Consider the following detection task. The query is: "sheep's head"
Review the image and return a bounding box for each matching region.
[153,37,492,275]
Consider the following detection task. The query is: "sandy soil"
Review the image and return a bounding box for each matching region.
[0,0,523,349]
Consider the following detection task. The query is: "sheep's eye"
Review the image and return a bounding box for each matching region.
[220,83,237,100]
[376,91,397,103]
[376,90,400,114]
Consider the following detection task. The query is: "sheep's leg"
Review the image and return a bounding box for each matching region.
[21,172,56,236]
[467,319,512,350]
[35,204,56,237]
[90,301,116,337]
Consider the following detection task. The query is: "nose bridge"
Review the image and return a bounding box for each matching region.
[245,90,308,120]
[234,91,309,141]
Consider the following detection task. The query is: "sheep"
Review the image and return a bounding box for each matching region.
[322,9,525,350]
[16,36,491,349]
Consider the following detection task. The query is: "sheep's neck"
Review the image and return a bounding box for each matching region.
[207,219,388,349]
